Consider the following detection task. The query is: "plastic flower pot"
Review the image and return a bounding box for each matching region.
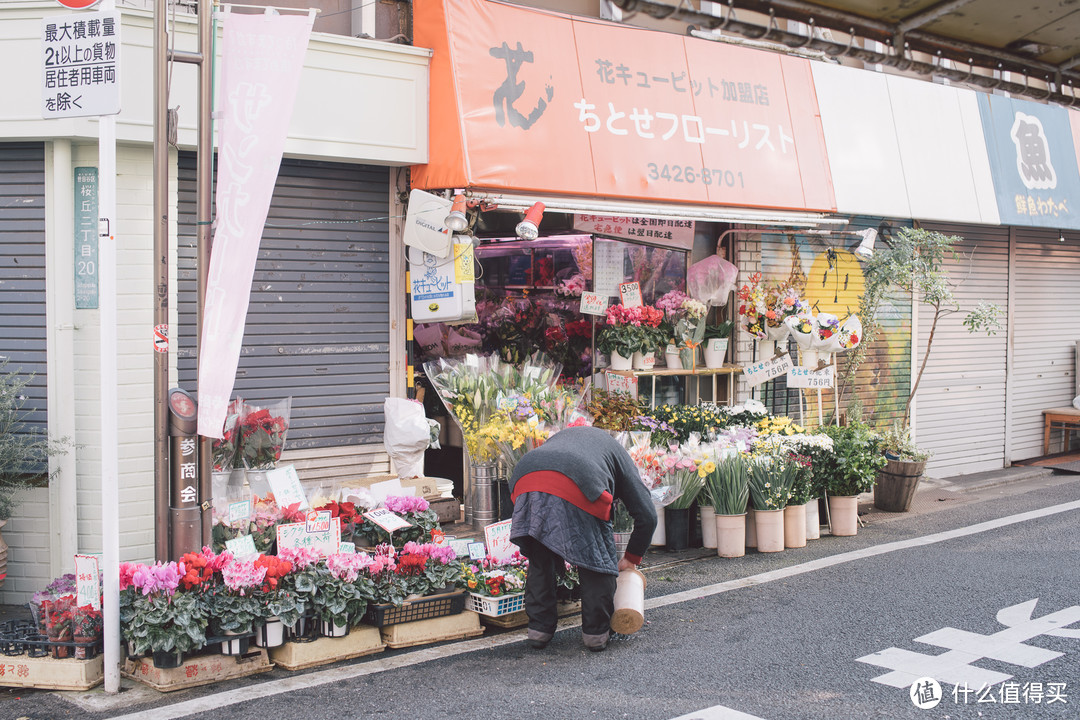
[754,508,785,552]
[664,507,691,551]
[784,503,807,548]
[152,649,184,669]
[714,513,746,558]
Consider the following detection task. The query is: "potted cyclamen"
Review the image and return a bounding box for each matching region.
[209,557,266,655]
[395,541,462,597]
[596,304,666,371]
[120,561,208,669]
[252,554,296,648]
[277,547,323,641]
[314,553,376,637]
[238,398,292,496]
[46,599,74,659]
[72,605,103,659]
[354,495,440,548]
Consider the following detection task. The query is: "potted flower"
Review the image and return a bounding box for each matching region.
[208,557,266,655]
[314,553,375,637]
[747,453,799,552]
[395,541,462,597]
[238,399,292,496]
[704,452,750,557]
[72,605,103,660]
[874,421,932,512]
[277,547,323,640]
[45,597,74,659]
[251,554,296,648]
[354,495,439,548]
[596,304,666,370]
[120,561,208,668]
[808,422,887,536]
[660,454,708,551]
[612,500,635,558]
[702,320,734,369]
[782,452,813,549]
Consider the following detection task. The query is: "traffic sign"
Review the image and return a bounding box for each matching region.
[41,11,121,119]
[55,0,102,9]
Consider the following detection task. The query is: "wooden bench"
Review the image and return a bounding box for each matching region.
[1042,407,1080,455]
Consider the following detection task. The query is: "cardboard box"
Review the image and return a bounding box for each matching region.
[379,610,483,649]
[269,625,384,671]
[122,648,272,692]
[0,654,103,691]
[429,496,461,524]
[343,474,442,500]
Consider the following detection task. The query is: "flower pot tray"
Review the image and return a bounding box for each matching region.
[0,654,103,691]
[477,600,581,630]
[269,625,384,671]
[362,590,468,627]
[122,647,272,693]
[379,611,483,649]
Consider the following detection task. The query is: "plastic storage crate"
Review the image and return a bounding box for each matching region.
[468,592,525,617]
[362,591,467,627]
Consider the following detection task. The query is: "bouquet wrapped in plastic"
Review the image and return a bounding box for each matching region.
[239,398,292,470]
[211,398,245,473]
[687,255,738,307]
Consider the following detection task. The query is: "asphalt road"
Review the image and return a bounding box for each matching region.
[5,474,1079,720]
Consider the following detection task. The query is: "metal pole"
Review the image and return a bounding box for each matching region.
[152,0,170,562]
[196,0,214,548]
[100,0,120,693]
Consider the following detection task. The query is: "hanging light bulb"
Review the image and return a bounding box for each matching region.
[515,202,545,240]
[444,193,470,233]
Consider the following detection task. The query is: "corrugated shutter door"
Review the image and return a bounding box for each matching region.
[0,143,47,432]
[914,222,1008,476]
[1010,228,1080,461]
[177,154,391,449]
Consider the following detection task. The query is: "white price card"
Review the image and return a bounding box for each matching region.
[743,353,794,387]
[225,534,258,559]
[449,538,472,558]
[467,541,487,560]
[277,517,342,558]
[228,499,252,524]
[580,292,609,316]
[363,508,413,533]
[74,554,100,610]
[338,541,356,554]
[266,465,308,511]
[305,510,332,534]
[605,371,638,398]
[787,364,835,389]
[619,281,643,308]
[484,520,521,563]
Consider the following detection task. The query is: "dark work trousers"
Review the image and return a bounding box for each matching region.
[523,541,618,637]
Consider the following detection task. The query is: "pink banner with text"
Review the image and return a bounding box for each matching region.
[197,10,313,438]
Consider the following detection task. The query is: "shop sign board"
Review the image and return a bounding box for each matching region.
[977,94,1080,230]
[573,214,695,250]
[42,12,120,119]
[743,353,793,387]
[412,0,835,212]
[605,371,638,398]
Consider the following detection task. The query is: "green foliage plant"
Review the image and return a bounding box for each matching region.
[0,360,66,520]
[703,453,749,516]
[808,423,887,496]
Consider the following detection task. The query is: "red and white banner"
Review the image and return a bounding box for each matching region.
[197,10,313,438]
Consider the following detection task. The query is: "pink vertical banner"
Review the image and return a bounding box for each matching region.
[197,9,314,438]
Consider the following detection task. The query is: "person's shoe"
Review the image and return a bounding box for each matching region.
[582,631,609,652]
[527,628,553,649]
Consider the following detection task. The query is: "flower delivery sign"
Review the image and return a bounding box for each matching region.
[41,11,121,119]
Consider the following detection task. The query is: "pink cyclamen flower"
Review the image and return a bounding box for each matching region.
[221,559,267,593]
[384,495,429,514]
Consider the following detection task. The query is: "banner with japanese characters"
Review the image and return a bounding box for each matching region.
[977,93,1080,229]
[412,0,835,213]
[197,10,314,438]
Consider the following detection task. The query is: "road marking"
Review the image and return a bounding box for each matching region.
[669,704,767,719]
[91,498,1080,720]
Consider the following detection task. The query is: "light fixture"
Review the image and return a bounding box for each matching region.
[515,202,545,240]
[854,227,877,258]
[1060,231,1066,243]
[444,193,470,233]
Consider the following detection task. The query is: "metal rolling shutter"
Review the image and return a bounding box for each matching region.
[1010,228,1080,461]
[914,222,1008,476]
[177,154,391,449]
[0,143,47,434]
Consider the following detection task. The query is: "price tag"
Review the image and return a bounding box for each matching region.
[787,364,835,389]
[450,538,473,558]
[338,541,356,554]
[467,541,487,561]
[228,499,252,524]
[619,281,642,308]
[74,554,100,610]
[266,465,309,511]
[276,517,342,558]
[225,534,258,559]
[484,519,520,563]
[363,508,413,533]
[580,292,608,316]
[605,371,638,399]
[453,242,475,283]
[743,353,793,387]
[305,510,332,534]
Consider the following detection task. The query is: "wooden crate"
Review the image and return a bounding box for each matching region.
[429,497,461,524]
[478,600,581,629]
[0,654,103,691]
[122,648,272,692]
[269,625,384,671]
[379,610,483,649]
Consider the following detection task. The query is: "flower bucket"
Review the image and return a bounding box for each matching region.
[828,495,859,536]
[650,502,666,547]
[703,338,728,369]
[613,531,633,558]
[254,618,285,648]
[805,497,820,540]
[611,568,646,635]
[784,503,807,548]
[715,513,746,558]
[745,507,757,548]
[246,468,271,496]
[664,507,691,551]
[220,633,251,656]
[873,459,927,512]
[609,350,633,371]
[754,508,785,552]
[758,339,778,361]
[800,348,821,370]
[633,351,656,371]
[470,462,499,530]
[664,346,683,370]
[699,505,717,549]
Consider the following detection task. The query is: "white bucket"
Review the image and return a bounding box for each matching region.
[610,568,647,635]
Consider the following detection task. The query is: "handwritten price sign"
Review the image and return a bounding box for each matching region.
[787,365,834,389]
[580,291,609,316]
[619,281,643,308]
[743,353,793,387]
[605,371,638,398]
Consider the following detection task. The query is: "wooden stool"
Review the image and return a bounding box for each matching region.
[1042,407,1080,455]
